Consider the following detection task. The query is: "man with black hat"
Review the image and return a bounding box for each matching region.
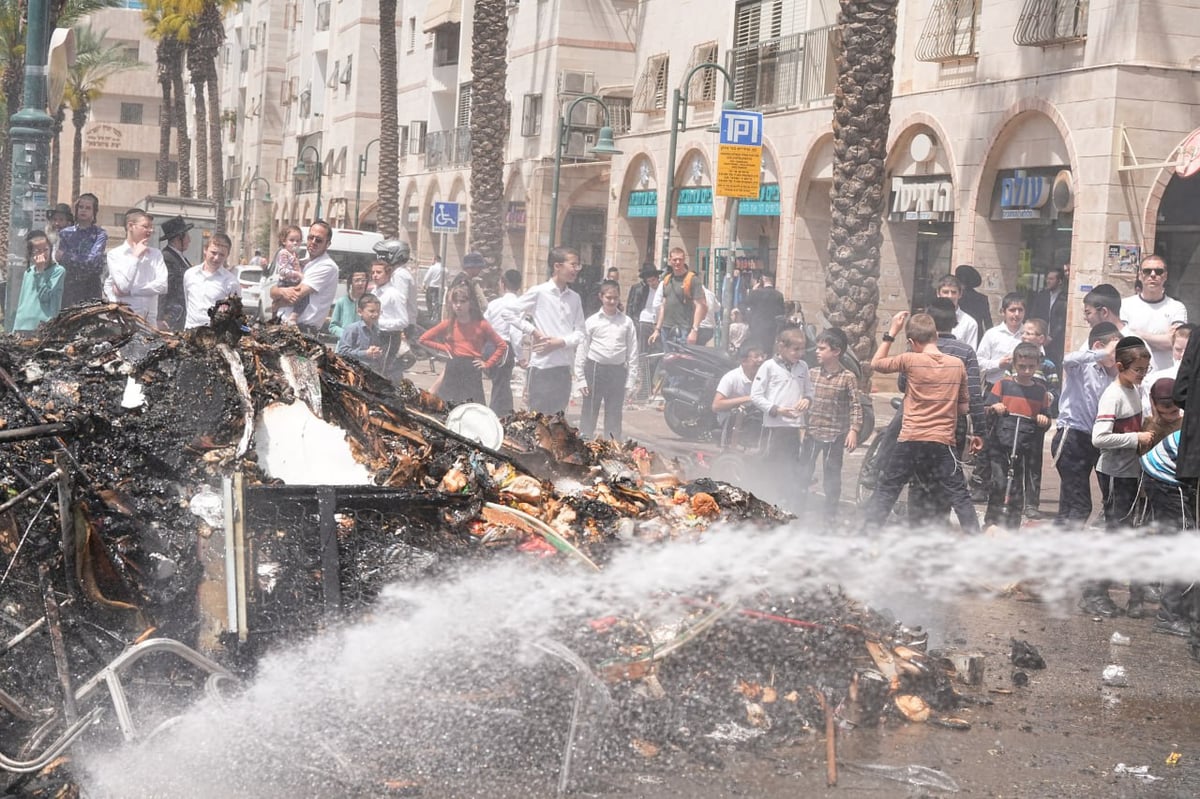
[159,215,193,330]
[626,264,661,397]
[955,264,992,345]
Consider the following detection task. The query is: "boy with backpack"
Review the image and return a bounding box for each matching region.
[648,248,706,347]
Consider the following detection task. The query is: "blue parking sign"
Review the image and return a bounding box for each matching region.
[432,201,460,234]
[719,110,763,147]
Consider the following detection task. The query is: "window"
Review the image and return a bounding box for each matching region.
[118,158,140,179]
[1014,0,1088,46]
[916,0,980,62]
[434,24,460,66]
[685,42,720,103]
[521,93,542,136]
[120,103,144,125]
[407,17,417,52]
[399,125,409,157]
[456,82,472,128]
[410,121,427,155]
[632,53,669,112]
[122,45,139,61]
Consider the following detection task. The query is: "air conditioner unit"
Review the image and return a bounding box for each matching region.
[558,69,595,96]
[565,130,598,157]
[569,101,602,129]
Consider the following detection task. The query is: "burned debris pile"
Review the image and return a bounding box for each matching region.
[1,303,992,794]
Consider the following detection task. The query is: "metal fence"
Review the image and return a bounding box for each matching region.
[727,25,839,113]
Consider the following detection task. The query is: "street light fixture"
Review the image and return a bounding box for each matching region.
[241,173,273,261]
[353,137,380,227]
[660,62,737,269]
[548,93,623,250]
[292,144,323,221]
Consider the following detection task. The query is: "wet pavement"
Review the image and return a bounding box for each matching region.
[398,367,1200,798]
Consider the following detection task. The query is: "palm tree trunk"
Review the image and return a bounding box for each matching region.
[50,105,65,205]
[157,78,172,194]
[468,0,508,270]
[0,44,25,260]
[825,0,899,363]
[192,74,209,199]
[172,70,192,197]
[207,71,224,231]
[377,0,398,236]
[72,106,86,200]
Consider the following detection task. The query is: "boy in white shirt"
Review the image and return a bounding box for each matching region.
[575,280,639,439]
[750,325,814,510]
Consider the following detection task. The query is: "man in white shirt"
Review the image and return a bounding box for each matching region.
[484,268,526,415]
[936,274,979,350]
[423,255,444,322]
[270,220,339,337]
[1122,255,1189,371]
[975,292,1027,388]
[104,208,168,326]
[514,246,586,415]
[183,232,240,329]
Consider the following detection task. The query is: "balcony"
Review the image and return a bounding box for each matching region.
[424,126,471,170]
[727,25,839,112]
[1014,0,1088,47]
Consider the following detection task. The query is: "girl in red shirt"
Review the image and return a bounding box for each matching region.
[420,283,507,404]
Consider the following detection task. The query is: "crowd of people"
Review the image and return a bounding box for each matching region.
[7,198,1199,655]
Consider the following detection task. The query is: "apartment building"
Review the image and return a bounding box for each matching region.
[223,0,1200,345]
[56,7,173,242]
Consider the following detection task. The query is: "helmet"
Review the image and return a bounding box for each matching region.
[372,239,411,267]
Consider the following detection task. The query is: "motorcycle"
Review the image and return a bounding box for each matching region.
[658,334,876,444]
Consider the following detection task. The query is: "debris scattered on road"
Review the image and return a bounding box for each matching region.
[1010,638,1046,669]
[1102,664,1129,687]
[1114,763,1162,782]
[841,762,961,792]
[1109,631,1131,646]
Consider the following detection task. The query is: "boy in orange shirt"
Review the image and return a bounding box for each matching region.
[863,311,980,534]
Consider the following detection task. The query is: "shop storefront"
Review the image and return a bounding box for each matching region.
[625,189,658,267]
[989,167,1073,294]
[676,185,714,279]
[889,174,954,311]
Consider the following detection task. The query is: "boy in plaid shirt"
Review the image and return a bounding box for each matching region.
[797,327,863,518]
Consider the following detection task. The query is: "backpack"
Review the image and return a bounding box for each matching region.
[662,271,696,306]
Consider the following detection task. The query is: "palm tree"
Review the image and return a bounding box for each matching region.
[468,0,508,269]
[144,0,191,196]
[186,1,229,230]
[824,0,899,362]
[376,0,398,237]
[63,24,142,199]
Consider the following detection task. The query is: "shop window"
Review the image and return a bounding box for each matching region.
[916,0,979,62]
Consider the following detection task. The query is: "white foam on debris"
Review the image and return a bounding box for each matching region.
[253,401,371,485]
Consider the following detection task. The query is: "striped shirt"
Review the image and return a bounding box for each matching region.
[807,363,863,443]
[989,377,1051,419]
[899,333,986,434]
[1142,429,1181,486]
[873,351,968,446]
[1093,381,1145,478]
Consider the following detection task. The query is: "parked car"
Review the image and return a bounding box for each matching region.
[236,265,263,315]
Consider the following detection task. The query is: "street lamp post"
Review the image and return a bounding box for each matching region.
[353,137,380,228]
[4,0,53,325]
[292,144,323,221]
[548,94,623,250]
[660,62,737,269]
[241,174,272,261]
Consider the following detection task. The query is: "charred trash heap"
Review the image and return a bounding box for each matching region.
[1,301,988,795]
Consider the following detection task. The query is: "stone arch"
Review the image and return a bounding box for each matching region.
[614,150,659,271]
[503,168,528,273]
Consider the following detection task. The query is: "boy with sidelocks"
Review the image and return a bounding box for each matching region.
[750,324,813,511]
[575,280,639,439]
[983,343,1052,530]
[796,328,862,518]
[863,311,980,534]
[1084,336,1155,618]
[336,294,384,373]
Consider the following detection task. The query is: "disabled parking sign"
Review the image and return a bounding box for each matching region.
[432,201,460,234]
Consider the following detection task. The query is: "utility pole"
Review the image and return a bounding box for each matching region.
[4,0,53,323]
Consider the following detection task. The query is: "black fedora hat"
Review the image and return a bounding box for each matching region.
[159,215,193,242]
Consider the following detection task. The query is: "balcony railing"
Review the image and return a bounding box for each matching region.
[605,96,632,135]
[1014,0,1088,46]
[424,126,471,170]
[916,0,979,63]
[726,25,839,113]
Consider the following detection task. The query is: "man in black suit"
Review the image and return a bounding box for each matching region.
[159,216,193,330]
[1028,267,1067,368]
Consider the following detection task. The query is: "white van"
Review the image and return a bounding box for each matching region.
[258,226,384,321]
